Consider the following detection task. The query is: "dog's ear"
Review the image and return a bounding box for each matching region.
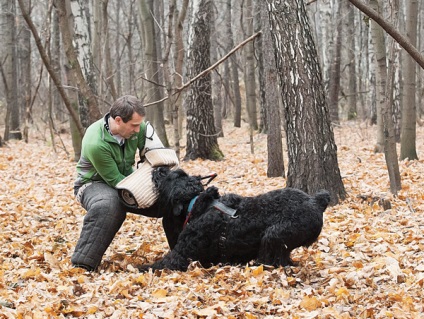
[205,186,220,199]
[172,203,184,216]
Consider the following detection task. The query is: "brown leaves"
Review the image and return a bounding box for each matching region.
[0,123,424,318]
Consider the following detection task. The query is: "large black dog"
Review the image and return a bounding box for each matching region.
[137,167,331,272]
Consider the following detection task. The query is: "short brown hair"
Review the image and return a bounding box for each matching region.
[110,95,145,123]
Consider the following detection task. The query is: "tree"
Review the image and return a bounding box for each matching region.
[184,0,223,161]
[243,0,258,131]
[259,3,284,178]
[369,0,401,194]
[17,0,31,142]
[138,0,169,147]
[400,0,419,161]
[346,1,358,120]
[369,0,385,153]
[327,1,343,124]
[1,0,20,140]
[225,0,242,128]
[266,0,346,205]
[56,0,100,127]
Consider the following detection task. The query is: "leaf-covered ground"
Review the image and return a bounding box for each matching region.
[1,122,423,318]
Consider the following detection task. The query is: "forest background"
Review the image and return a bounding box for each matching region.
[0,0,423,318]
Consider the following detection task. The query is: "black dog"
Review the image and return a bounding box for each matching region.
[137,167,330,272]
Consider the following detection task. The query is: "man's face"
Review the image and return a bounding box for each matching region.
[115,112,144,139]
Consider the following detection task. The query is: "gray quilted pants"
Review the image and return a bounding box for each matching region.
[71,182,161,271]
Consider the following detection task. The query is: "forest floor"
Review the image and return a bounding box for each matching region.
[0,120,423,319]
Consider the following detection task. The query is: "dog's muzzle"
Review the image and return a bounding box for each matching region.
[117,146,179,208]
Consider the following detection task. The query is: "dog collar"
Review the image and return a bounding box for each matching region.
[183,196,199,228]
[187,196,198,213]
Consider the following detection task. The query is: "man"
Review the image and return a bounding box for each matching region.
[72,95,162,271]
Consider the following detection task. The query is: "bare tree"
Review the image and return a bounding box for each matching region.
[226,0,242,128]
[1,0,19,140]
[400,0,419,161]
[259,3,284,178]
[327,1,342,124]
[266,0,346,205]
[138,0,168,146]
[184,0,223,161]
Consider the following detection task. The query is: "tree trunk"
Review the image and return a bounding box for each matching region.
[69,0,100,125]
[266,0,346,205]
[18,0,31,142]
[369,0,385,153]
[243,0,258,131]
[138,0,169,146]
[210,5,224,138]
[51,6,64,122]
[1,0,20,140]
[384,26,402,194]
[346,1,358,120]
[57,0,100,127]
[328,1,342,124]
[184,0,223,161]
[102,0,117,101]
[172,0,189,157]
[226,0,242,128]
[400,0,419,161]
[260,3,284,178]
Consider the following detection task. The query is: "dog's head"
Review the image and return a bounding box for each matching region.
[152,167,205,217]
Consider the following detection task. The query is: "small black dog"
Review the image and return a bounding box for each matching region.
[137,167,330,272]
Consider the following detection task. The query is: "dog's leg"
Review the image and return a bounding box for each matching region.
[256,224,296,267]
[137,249,190,272]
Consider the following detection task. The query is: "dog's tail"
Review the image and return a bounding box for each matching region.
[314,190,331,211]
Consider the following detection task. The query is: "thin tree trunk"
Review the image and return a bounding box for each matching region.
[1,0,19,140]
[370,0,385,153]
[346,1,358,120]
[328,1,342,124]
[260,3,284,178]
[400,0,419,160]
[226,0,242,128]
[243,0,258,131]
[138,0,168,146]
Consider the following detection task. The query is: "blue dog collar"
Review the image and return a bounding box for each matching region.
[188,196,199,213]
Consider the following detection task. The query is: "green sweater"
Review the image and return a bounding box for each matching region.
[74,114,147,188]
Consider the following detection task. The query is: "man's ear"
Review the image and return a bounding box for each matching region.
[114,116,123,125]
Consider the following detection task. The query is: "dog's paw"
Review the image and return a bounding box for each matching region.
[134,264,151,273]
[205,186,220,199]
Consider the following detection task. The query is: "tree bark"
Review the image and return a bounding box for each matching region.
[226,0,242,128]
[138,0,169,146]
[243,0,258,131]
[57,0,101,126]
[327,1,342,124]
[260,3,284,178]
[17,0,84,136]
[1,0,19,140]
[184,0,223,161]
[346,1,358,120]
[266,0,346,205]
[369,0,385,153]
[400,0,419,161]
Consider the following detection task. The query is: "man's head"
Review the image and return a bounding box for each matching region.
[109,95,145,139]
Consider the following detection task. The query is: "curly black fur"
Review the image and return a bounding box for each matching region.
[139,167,331,272]
[149,167,205,249]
